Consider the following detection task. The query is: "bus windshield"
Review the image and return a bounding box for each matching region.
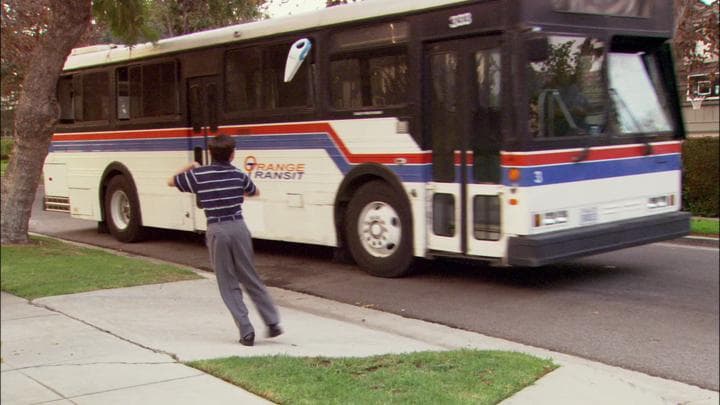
[528,35,675,139]
[607,51,674,135]
[528,36,607,138]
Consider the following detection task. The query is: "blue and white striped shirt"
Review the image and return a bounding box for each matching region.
[174,162,257,222]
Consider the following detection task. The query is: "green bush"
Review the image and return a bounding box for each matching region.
[683,137,719,217]
[0,137,13,160]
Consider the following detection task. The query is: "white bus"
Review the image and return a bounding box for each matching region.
[44,0,690,277]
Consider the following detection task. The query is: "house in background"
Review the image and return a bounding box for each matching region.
[682,64,719,138]
[679,0,719,138]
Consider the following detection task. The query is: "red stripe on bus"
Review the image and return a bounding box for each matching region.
[500,142,682,166]
[52,123,433,165]
[52,128,191,141]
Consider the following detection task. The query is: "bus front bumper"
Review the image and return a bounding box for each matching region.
[507,211,691,267]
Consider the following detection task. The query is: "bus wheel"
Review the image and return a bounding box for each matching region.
[345,180,413,278]
[104,175,145,242]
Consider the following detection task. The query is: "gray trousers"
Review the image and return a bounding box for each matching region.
[206,219,279,338]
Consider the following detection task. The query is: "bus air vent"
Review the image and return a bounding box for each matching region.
[44,196,70,212]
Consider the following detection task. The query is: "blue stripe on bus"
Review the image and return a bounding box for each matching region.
[501,154,682,186]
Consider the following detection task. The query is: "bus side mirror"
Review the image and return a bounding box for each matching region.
[284,38,312,83]
[526,35,550,63]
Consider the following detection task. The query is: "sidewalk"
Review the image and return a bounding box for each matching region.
[2,269,718,405]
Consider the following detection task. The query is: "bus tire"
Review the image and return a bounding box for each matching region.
[345,180,413,278]
[104,175,145,243]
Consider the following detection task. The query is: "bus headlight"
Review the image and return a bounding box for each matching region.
[647,194,674,209]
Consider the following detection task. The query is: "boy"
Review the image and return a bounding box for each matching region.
[167,134,282,346]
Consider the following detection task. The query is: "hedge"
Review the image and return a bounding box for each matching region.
[683,137,719,217]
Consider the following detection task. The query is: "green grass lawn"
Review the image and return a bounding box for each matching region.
[691,217,719,236]
[1,236,201,299]
[189,350,556,405]
[0,160,7,176]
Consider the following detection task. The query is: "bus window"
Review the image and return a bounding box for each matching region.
[264,43,311,109]
[472,48,502,183]
[330,22,408,52]
[141,62,178,117]
[129,66,142,118]
[433,193,456,237]
[528,36,606,138]
[330,49,408,109]
[57,76,74,123]
[329,21,409,110]
[117,67,130,120]
[225,42,312,113]
[552,0,652,17]
[473,195,500,241]
[117,62,178,120]
[428,51,458,183]
[225,48,262,112]
[608,50,673,135]
[73,71,110,122]
[330,59,362,108]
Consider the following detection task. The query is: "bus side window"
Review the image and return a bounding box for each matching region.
[329,49,408,109]
[69,71,110,123]
[116,62,178,120]
[73,75,83,122]
[225,43,312,113]
[189,85,203,132]
[266,42,311,108]
[57,76,75,123]
[328,21,409,111]
[225,48,262,112]
[83,71,110,122]
[141,62,178,117]
[117,67,130,120]
[330,58,362,108]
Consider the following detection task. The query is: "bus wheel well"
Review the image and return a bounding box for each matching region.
[99,163,138,224]
[334,164,410,254]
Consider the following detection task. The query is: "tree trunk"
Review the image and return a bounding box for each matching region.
[0,0,91,244]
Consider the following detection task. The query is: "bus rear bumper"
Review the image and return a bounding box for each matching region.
[507,211,691,267]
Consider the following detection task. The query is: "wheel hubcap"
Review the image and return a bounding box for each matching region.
[110,190,130,230]
[358,201,401,258]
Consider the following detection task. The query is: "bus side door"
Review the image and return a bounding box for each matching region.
[187,76,220,229]
[425,36,506,259]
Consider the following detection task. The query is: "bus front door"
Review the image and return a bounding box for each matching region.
[425,36,506,259]
[187,76,220,228]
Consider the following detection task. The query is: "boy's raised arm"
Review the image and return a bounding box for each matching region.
[167,161,200,187]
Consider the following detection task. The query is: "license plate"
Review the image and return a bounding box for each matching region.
[580,207,598,225]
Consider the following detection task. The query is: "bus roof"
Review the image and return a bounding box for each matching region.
[64,0,467,71]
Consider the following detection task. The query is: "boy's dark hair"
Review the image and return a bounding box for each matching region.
[208,134,236,162]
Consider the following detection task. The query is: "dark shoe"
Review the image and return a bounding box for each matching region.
[267,324,283,338]
[239,332,255,346]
